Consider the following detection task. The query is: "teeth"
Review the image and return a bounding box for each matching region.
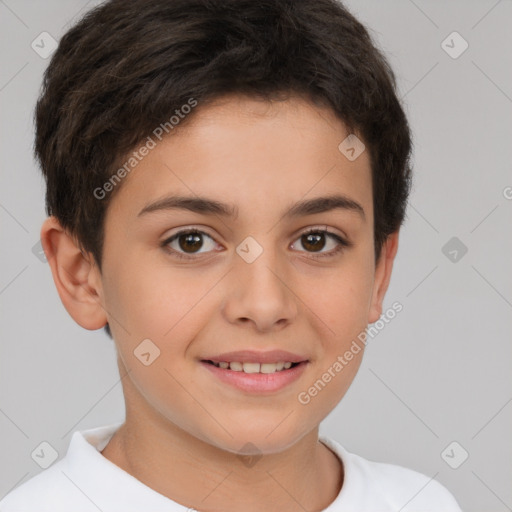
[210,361,297,373]
[260,363,277,374]
[229,361,243,372]
[243,362,260,373]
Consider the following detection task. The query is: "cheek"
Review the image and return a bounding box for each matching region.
[303,264,374,338]
[103,254,210,338]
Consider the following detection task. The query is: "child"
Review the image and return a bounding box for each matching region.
[0,0,462,510]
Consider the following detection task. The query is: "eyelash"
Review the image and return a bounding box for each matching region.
[161,227,352,261]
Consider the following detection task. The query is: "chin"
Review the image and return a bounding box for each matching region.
[195,421,312,456]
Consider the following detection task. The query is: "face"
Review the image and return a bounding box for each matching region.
[46,94,398,455]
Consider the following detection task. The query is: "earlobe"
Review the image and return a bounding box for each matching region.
[368,231,400,324]
[40,216,108,330]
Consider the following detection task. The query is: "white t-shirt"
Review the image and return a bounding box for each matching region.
[0,422,462,511]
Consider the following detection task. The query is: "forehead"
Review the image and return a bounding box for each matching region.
[105,94,373,223]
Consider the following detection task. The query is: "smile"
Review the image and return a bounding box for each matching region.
[204,360,298,373]
[200,360,309,394]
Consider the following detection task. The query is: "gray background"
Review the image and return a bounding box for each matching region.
[1,1,511,510]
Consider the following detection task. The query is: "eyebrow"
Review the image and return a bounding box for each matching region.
[137,194,365,221]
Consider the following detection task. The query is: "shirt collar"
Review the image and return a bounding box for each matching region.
[66,423,353,510]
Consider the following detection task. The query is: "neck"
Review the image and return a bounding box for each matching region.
[101,405,343,511]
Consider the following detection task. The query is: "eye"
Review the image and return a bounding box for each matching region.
[162,229,219,259]
[290,227,351,259]
[161,226,351,261]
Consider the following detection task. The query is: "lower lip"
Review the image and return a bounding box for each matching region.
[200,361,308,394]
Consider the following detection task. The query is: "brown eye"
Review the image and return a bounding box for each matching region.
[178,232,204,253]
[301,232,326,252]
[291,228,350,259]
[163,229,218,258]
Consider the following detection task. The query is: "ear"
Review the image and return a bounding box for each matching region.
[368,231,400,324]
[40,216,107,330]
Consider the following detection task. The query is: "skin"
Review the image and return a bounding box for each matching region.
[41,94,399,512]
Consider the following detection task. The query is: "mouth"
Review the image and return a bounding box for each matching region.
[200,358,309,394]
[202,360,303,373]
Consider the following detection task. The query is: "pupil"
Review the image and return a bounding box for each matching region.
[302,232,325,252]
[179,233,202,253]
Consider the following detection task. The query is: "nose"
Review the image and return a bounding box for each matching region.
[221,247,299,333]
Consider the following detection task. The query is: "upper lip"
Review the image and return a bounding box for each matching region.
[201,350,309,364]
